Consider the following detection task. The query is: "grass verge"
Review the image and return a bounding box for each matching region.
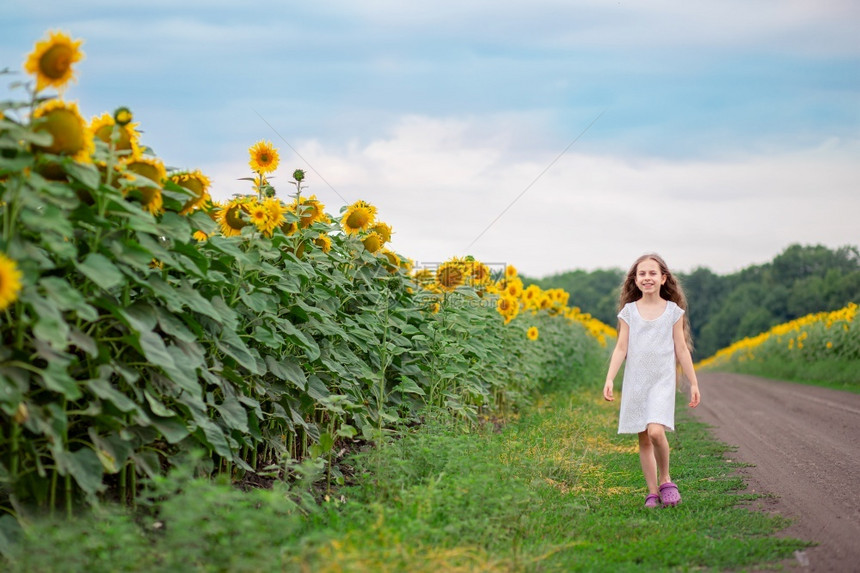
[2,366,808,572]
[715,359,860,394]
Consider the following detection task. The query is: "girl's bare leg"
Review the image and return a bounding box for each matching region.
[647,423,671,484]
[638,431,659,494]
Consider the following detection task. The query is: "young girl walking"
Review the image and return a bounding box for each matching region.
[603,253,701,508]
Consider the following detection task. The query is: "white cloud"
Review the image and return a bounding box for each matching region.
[203,114,860,278]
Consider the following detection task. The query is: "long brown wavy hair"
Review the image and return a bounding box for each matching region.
[618,253,694,353]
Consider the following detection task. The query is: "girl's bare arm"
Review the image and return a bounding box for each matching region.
[603,320,629,401]
[673,319,701,408]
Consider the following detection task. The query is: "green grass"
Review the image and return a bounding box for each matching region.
[717,358,860,394]
[2,366,809,572]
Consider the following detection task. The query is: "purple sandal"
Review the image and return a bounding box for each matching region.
[644,493,660,508]
[659,482,681,507]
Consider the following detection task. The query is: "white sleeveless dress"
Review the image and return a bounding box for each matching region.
[617,300,684,434]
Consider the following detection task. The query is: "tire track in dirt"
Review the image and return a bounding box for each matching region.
[691,372,860,572]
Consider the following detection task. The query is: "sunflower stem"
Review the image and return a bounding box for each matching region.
[65,473,72,518]
[49,466,57,517]
[119,462,127,503]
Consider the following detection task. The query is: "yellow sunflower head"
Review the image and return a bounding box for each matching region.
[370,222,392,244]
[248,202,271,233]
[24,30,84,94]
[505,264,518,280]
[523,285,542,308]
[361,231,384,253]
[125,157,166,214]
[380,248,400,272]
[496,296,520,323]
[170,169,212,215]
[436,260,465,291]
[412,268,434,287]
[294,195,327,228]
[90,112,141,158]
[263,198,287,233]
[527,326,539,341]
[32,99,94,162]
[192,230,209,242]
[504,279,523,299]
[314,234,332,253]
[341,200,377,234]
[248,140,279,174]
[218,198,250,237]
[0,254,24,312]
[467,261,491,286]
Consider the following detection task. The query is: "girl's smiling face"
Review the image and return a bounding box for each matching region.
[635,258,666,295]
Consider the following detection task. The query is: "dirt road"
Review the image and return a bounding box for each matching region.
[691,372,860,573]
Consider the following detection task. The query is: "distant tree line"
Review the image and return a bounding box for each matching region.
[530,244,860,360]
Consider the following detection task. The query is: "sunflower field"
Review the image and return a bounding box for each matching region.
[0,31,613,525]
[697,302,859,387]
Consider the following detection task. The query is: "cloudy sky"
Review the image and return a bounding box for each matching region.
[3,1,859,277]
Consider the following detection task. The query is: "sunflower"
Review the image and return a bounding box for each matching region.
[505,264,518,280]
[32,99,94,162]
[218,198,250,237]
[380,248,400,271]
[341,200,377,234]
[504,278,523,299]
[361,231,383,253]
[125,157,166,214]
[412,268,434,287]
[496,295,520,324]
[0,254,23,311]
[263,198,287,233]
[24,30,84,93]
[114,107,132,126]
[248,140,279,174]
[370,222,392,244]
[248,202,270,233]
[436,260,465,291]
[538,295,553,311]
[90,112,140,158]
[170,169,212,215]
[467,261,491,286]
[314,234,332,253]
[523,285,542,309]
[192,230,209,242]
[527,326,539,341]
[294,195,327,228]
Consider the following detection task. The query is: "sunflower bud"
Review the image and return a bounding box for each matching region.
[292,169,305,182]
[114,106,133,126]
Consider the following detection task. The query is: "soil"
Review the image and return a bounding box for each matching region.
[690,372,860,573]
